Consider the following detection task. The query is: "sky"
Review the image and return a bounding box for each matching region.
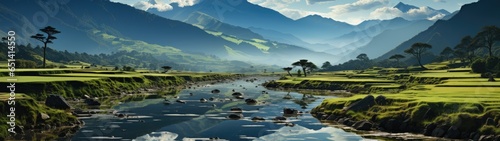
[112,0,478,25]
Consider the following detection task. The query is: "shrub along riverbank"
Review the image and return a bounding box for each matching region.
[265,65,500,140]
[0,69,244,140]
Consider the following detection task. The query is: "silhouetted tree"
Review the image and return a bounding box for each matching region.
[356,53,369,61]
[453,49,467,63]
[455,36,480,63]
[475,25,500,57]
[292,59,310,77]
[31,26,60,68]
[282,67,293,77]
[321,61,332,70]
[305,62,318,74]
[389,54,405,67]
[161,66,172,72]
[404,43,432,69]
[440,47,454,61]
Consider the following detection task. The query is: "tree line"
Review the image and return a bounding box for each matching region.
[317,25,500,71]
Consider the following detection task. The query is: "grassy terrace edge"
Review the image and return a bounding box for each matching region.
[0,69,244,140]
[263,66,500,140]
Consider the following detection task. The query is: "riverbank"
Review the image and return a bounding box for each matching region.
[264,66,500,141]
[0,69,244,140]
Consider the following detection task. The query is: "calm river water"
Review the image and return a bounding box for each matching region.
[71,77,373,141]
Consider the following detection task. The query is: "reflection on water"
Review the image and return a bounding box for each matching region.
[72,77,369,141]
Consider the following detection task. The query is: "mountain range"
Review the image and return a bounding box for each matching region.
[0,0,334,68]
[149,0,355,44]
[378,0,500,60]
[147,0,454,62]
[1,0,493,70]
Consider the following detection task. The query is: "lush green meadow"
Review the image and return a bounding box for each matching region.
[268,62,500,136]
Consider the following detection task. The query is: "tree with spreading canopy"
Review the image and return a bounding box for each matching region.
[282,67,293,77]
[440,47,454,61]
[475,25,500,57]
[161,66,172,72]
[404,43,432,69]
[356,53,369,61]
[31,26,60,68]
[321,61,332,70]
[305,62,318,74]
[292,59,311,77]
[389,54,405,67]
[455,36,480,63]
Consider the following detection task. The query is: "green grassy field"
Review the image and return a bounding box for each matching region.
[291,64,500,136]
[0,76,101,82]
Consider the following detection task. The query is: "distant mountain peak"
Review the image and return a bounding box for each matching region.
[394,2,419,13]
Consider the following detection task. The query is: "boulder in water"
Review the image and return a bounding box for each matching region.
[230,107,243,113]
[273,116,287,122]
[251,116,265,121]
[176,100,186,104]
[200,98,208,103]
[227,114,243,120]
[232,92,244,96]
[211,89,221,93]
[283,108,298,115]
[245,99,258,105]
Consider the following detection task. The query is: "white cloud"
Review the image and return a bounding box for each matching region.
[170,0,200,7]
[251,0,311,20]
[427,13,445,21]
[306,0,335,5]
[133,0,199,11]
[258,0,301,9]
[133,0,172,11]
[369,6,448,21]
[369,7,403,20]
[434,0,446,3]
[329,0,388,14]
[280,8,319,20]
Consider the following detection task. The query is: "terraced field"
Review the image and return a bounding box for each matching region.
[266,61,500,138]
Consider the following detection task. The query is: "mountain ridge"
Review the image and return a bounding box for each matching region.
[378,0,500,60]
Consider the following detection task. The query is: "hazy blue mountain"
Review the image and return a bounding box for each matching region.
[248,27,335,52]
[146,0,351,48]
[0,0,333,66]
[0,0,229,56]
[325,18,415,52]
[394,2,419,13]
[183,12,264,40]
[293,15,354,43]
[378,0,500,60]
[394,2,450,15]
[338,20,434,62]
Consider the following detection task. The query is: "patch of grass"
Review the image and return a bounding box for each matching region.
[411,72,480,78]
[221,35,243,44]
[0,76,101,82]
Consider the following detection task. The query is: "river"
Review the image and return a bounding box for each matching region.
[71,77,373,141]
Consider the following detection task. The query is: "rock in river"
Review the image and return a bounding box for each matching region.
[200,98,208,103]
[228,114,243,120]
[251,116,265,121]
[230,107,243,113]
